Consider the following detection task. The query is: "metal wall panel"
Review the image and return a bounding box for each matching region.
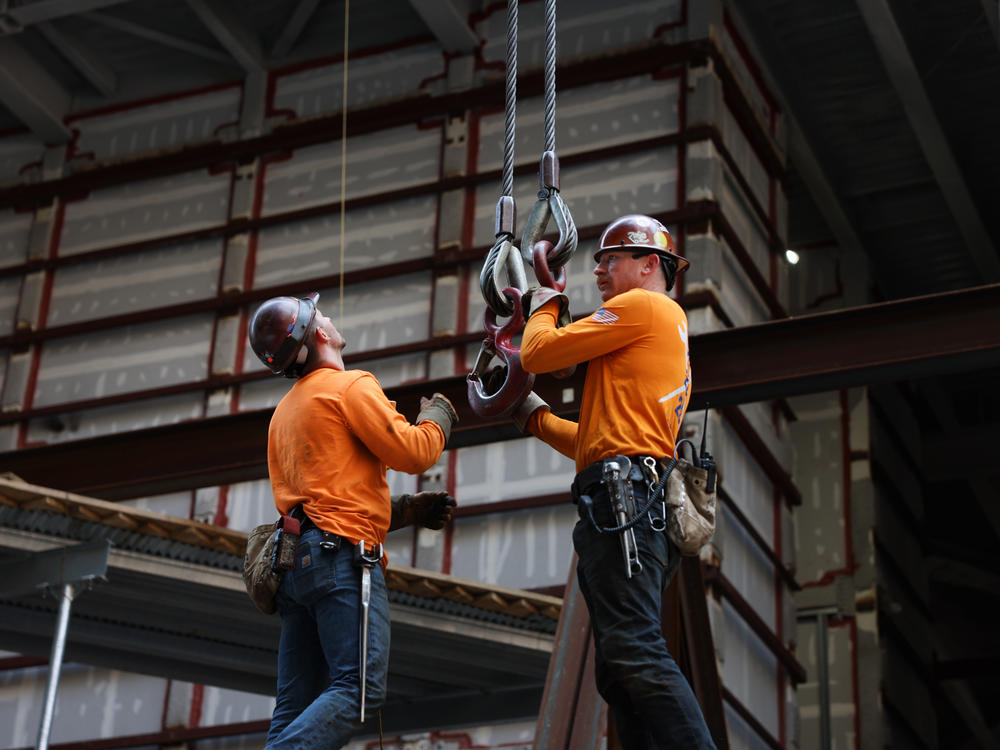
[718,421,777,549]
[0,277,22,338]
[476,76,681,173]
[25,393,205,444]
[271,43,444,118]
[450,504,577,591]
[720,599,782,740]
[0,134,45,185]
[456,437,575,506]
[789,391,849,585]
[476,0,684,69]
[718,232,772,326]
[720,162,772,283]
[721,105,772,220]
[59,170,232,256]
[0,208,31,267]
[716,503,778,631]
[472,149,679,249]
[724,705,776,750]
[32,314,213,408]
[48,239,224,325]
[0,663,168,747]
[70,88,242,162]
[253,196,437,287]
[260,124,442,215]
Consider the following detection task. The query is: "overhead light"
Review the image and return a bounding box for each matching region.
[785,249,800,265]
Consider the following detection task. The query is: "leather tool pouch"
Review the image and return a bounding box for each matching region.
[663,454,718,556]
[243,514,301,615]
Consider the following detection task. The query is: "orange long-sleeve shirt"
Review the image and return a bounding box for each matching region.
[520,288,691,472]
[267,367,445,547]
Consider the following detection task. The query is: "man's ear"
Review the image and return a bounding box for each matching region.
[641,253,660,277]
[312,323,330,343]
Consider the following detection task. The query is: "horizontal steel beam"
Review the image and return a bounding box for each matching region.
[1,285,997,500]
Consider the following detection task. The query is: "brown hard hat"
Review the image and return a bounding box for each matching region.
[595,214,689,273]
[248,292,319,377]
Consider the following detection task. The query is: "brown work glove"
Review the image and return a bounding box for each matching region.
[513,391,550,433]
[521,285,570,327]
[417,392,459,443]
[388,492,457,532]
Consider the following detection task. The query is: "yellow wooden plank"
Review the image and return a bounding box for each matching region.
[408,579,442,599]
[24,496,67,513]
[472,591,508,613]
[102,512,139,531]
[506,597,539,617]
[442,584,476,605]
[138,522,170,538]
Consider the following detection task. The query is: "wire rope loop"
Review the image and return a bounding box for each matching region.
[520,190,578,274]
[480,235,528,317]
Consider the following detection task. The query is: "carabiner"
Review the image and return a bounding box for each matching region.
[467,287,536,417]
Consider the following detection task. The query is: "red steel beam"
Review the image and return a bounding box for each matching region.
[0,284,996,500]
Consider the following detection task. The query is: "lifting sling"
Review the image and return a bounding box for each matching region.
[467,0,578,418]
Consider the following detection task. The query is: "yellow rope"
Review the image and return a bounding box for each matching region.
[338,0,350,327]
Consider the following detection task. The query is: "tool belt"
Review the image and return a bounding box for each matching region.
[289,505,347,551]
[572,455,661,528]
[242,505,350,615]
[572,449,718,557]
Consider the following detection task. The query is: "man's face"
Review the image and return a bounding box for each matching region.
[314,309,346,351]
[593,250,648,302]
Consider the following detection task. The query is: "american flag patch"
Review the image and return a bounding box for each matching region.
[592,308,619,325]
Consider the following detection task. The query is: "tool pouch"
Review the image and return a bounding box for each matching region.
[243,514,301,615]
[664,456,718,556]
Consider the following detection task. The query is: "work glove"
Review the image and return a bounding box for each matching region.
[388,491,457,532]
[417,392,459,443]
[513,391,550,433]
[521,285,571,327]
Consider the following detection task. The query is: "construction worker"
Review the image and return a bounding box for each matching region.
[516,215,717,749]
[248,292,458,749]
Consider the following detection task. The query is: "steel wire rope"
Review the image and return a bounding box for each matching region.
[519,0,577,274]
[479,0,528,317]
[337,0,350,327]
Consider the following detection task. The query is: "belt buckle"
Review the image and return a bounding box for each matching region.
[319,532,340,551]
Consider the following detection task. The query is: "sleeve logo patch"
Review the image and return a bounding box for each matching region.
[592,308,619,325]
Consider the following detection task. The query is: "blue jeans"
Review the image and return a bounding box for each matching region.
[266,529,390,749]
[572,473,718,750]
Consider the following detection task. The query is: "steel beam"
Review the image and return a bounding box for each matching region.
[269,0,323,60]
[84,11,236,65]
[0,37,72,143]
[1,0,132,27]
[185,0,263,73]
[407,0,479,54]
[0,285,996,499]
[36,21,118,98]
[857,0,1000,283]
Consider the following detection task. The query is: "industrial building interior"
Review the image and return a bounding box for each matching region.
[0,0,998,749]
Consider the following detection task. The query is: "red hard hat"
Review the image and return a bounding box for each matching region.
[595,214,689,273]
[248,292,319,378]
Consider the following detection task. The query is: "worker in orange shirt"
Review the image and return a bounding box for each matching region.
[516,215,717,749]
[248,292,458,749]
